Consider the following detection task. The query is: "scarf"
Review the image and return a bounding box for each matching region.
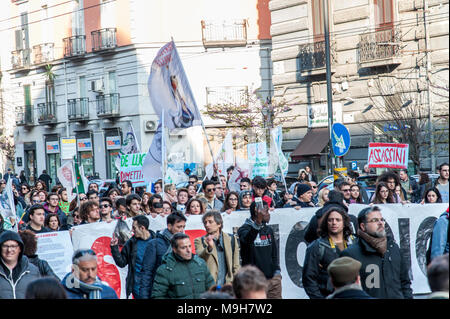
[66,275,104,299]
[59,201,70,215]
[357,229,387,256]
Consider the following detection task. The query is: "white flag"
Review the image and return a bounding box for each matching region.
[205,130,234,179]
[147,41,202,131]
[142,122,164,184]
[115,122,141,170]
[0,178,18,231]
[57,161,76,201]
[271,126,289,177]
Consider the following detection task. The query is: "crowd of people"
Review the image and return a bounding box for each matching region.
[0,162,448,300]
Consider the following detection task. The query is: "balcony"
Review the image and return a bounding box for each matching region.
[33,43,54,65]
[63,35,86,58]
[68,98,89,121]
[15,106,34,126]
[206,86,249,107]
[201,19,247,48]
[37,102,57,124]
[359,27,402,68]
[91,28,117,52]
[297,40,337,76]
[96,93,120,118]
[11,49,31,70]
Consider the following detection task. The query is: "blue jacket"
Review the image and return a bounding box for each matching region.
[430,210,449,260]
[139,229,172,299]
[61,273,118,299]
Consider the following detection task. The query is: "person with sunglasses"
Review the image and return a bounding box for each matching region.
[340,206,412,299]
[99,197,114,223]
[0,230,41,299]
[202,179,224,211]
[62,249,118,299]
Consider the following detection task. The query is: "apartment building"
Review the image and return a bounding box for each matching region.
[1,0,272,185]
[269,0,449,177]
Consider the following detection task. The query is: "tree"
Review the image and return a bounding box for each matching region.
[362,76,448,172]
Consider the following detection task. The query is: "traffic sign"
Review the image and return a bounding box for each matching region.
[331,123,351,157]
[351,161,357,170]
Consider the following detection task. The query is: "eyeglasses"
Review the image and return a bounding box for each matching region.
[367,218,386,224]
[100,204,111,208]
[80,197,88,201]
[341,188,351,192]
[189,181,196,184]
[49,198,59,201]
[73,215,81,219]
[206,188,215,192]
[72,249,96,262]
[1,244,19,251]
[229,198,238,201]
[21,187,28,190]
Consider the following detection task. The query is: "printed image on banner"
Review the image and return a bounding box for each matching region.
[367,143,409,169]
[120,153,147,187]
[147,41,202,131]
[248,142,269,178]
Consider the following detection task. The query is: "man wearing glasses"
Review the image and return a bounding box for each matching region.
[202,180,223,211]
[188,175,199,191]
[62,249,118,299]
[99,197,114,223]
[335,180,352,205]
[0,230,40,299]
[340,206,412,299]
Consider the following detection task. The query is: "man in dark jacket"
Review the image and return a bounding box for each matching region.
[61,249,117,299]
[283,183,315,208]
[43,192,68,227]
[110,215,155,299]
[0,230,41,299]
[140,212,186,299]
[238,200,281,299]
[340,206,413,299]
[302,205,356,299]
[151,233,215,299]
[326,257,373,299]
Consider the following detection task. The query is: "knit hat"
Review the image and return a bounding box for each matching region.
[296,183,312,198]
[327,257,361,284]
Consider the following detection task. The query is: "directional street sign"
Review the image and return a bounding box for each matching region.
[331,123,351,157]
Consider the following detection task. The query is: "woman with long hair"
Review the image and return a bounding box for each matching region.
[371,182,394,204]
[35,180,46,192]
[221,191,240,215]
[297,169,309,183]
[422,187,443,204]
[317,188,330,207]
[418,173,432,203]
[141,192,152,215]
[20,183,32,207]
[185,198,205,216]
[45,213,61,232]
[107,188,121,205]
[187,184,197,199]
[349,184,364,204]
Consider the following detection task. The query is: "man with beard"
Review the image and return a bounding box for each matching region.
[340,206,413,299]
[302,205,356,298]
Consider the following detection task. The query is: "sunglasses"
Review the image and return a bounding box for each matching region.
[80,197,88,201]
[206,188,216,192]
[100,204,111,208]
[72,249,96,262]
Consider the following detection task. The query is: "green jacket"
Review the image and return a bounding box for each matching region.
[151,251,215,299]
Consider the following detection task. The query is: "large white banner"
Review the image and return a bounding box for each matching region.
[36,231,74,280]
[68,204,447,299]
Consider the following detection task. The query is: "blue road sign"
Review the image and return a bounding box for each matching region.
[331,123,351,157]
[351,161,357,170]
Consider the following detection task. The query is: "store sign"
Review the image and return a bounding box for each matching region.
[308,102,342,128]
[106,136,121,150]
[46,141,60,154]
[77,138,92,152]
[61,138,77,160]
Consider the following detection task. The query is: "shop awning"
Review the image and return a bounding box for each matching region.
[290,128,329,160]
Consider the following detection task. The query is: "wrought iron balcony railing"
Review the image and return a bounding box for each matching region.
[11,48,31,69]
[33,43,54,65]
[297,40,337,72]
[37,101,57,124]
[359,27,401,65]
[63,35,86,58]
[91,28,117,52]
[96,93,120,117]
[16,106,34,126]
[201,19,247,48]
[68,98,89,121]
[206,86,249,107]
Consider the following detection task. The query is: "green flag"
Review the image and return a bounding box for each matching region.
[74,156,86,194]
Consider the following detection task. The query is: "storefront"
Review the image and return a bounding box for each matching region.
[45,137,60,189]
[77,137,94,178]
[105,135,121,179]
[24,142,37,185]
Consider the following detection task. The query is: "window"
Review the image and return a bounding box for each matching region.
[107,71,117,94]
[374,0,393,30]
[72,0,84,36]
[311,0,330,42]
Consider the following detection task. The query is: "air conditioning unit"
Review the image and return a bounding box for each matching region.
[144,120,157,132]
[91,79,104,93]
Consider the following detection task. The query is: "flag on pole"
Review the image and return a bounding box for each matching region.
[270,126,289,177]
[205,130,234,179]
[115,122,141,170]
[74,156,86,194]
[147,41,202,131]
[57,161,77,201]
[142,122,164,184]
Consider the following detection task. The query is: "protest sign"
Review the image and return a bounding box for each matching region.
[36,231,74,279]
[67,203,446,298]
[367,142,409,169]
[248,142,269,178]
[120,152,147,187]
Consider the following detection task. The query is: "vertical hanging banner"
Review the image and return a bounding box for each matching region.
[120,153,148,187]
[367,143,409,169]
[0,178,18,231]
[57,161,76,200]
[115,122,141,170]
[147,41,202,131]
[270,126,289,176]
[248,142,269,178]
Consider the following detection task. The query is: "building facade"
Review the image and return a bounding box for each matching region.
[269,0,449,178]
[1,0,272,186]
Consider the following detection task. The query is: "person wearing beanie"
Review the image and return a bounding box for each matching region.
[0,230,40,299]
[340,206,413,299]
[302,205,356,299]
[283,183,316,209]
[326,257,373,299]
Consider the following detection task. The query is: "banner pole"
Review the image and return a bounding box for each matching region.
[161,112,166,199]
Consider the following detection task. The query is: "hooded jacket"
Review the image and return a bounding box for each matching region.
[151,251,215,299]
[61,272,117,299]
[0,231,40,299]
